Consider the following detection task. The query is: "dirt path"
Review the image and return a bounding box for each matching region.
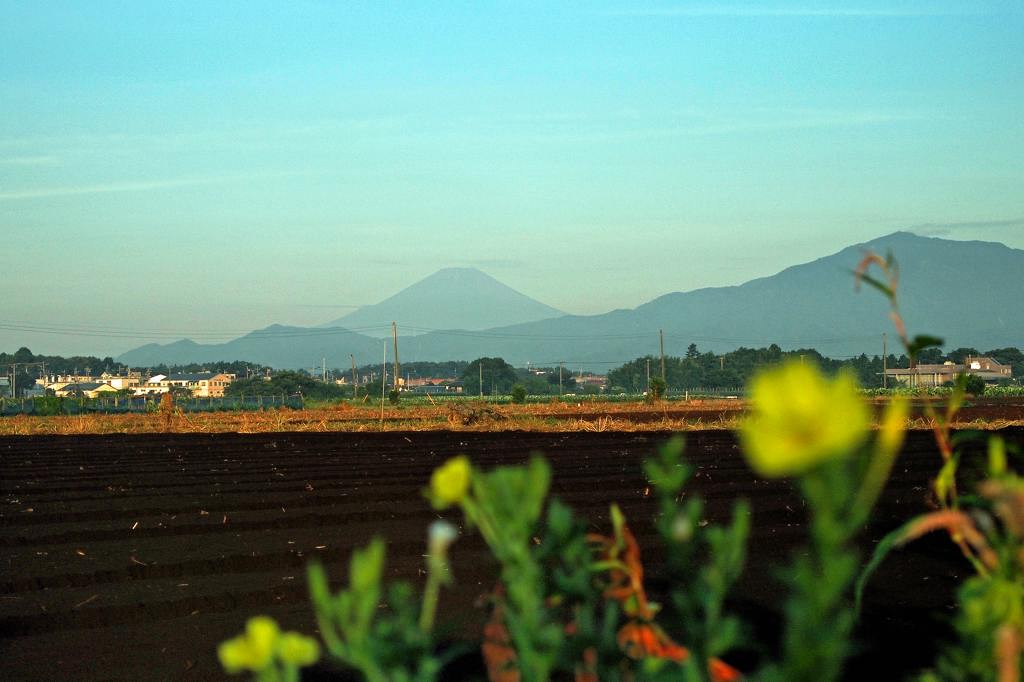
[2,429,1018,680]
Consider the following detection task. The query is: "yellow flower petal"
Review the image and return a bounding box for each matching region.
[243,616,280,671]
[277,631,321,667]
[218,616,290,674]
[430,456,472,507]
[218,635,255,674]
[740,361,869,478]
[877,395,909,460]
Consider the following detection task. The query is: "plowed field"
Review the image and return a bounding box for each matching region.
[2,429,1019,680]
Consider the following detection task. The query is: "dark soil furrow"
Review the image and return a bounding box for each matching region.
[0,584,312,636]
[0,428,1019,682]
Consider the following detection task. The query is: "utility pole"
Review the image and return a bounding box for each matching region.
[559,361,564,396]
[392,321,400,391]
[479,361,483,399]
[322,357,326,383]
[380,342,387,426]
[646,358,651,392]
[882,333,888,389]
[659,330,666,383]
[350,354,357,399]
[4,361,50,398]
[720,356,724,371]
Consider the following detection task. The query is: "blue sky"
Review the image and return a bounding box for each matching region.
[2,1,1022,356]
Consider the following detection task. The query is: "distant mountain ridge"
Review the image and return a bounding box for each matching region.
[321,267,564,336]
[117,233,1024,370]
[119,325,385,369]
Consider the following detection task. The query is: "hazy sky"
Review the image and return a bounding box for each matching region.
[2,1,1022,356]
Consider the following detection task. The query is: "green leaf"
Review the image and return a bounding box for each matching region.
[853,271,894,299]
[307,561,336,622]
[545,497,573,537]
[351,538,386,593]
[709,616,742,658]
[610,503,626,545]
[907,334,944,359]
[644,436,690,494]
[934,456,959,507]
[988,436,1007,477]
[523,455,551,524]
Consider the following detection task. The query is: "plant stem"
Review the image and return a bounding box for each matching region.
[419,562,442,633]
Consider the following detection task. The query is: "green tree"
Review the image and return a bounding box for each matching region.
[461,358,518,396]
[947,347,981,364]
[607,356,654,393]
[510,383,527,404]
[984,347,1023,379]
[963,374,986,396]
[514,373,550,395]
[917,347,945,365]
[545,368,576,393]
[226,371,346,401]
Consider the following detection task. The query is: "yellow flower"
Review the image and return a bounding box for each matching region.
[277,631,321,667]
[430,456,472,507]
[217,616,280,674]
[218,636,255,675]
[740,361,869,478]
[876,394,909,460]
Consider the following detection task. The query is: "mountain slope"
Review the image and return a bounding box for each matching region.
[118,233,1024,370]
[321,267,564,336]
[117,325,386,370]
[395,232,1024,367]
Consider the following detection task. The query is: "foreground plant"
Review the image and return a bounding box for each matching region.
[644,437,749,682]
[856,250,1024,680]
[425,445,750,682]
[218,615,320,682]
[219,358,909,682]
[858,435,1024,681]
[428,454,564,680]
[740,359,908,682]
[303,521,460,682]
[857,429,1024,682]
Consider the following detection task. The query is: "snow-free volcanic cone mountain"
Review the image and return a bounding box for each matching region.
[320,267,564,336]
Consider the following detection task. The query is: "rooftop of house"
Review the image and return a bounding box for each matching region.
[62,382,110,391]
[964,356,1008,370]
[886,356,1012,375]
[166,372,216,382]
[911,363,962,373]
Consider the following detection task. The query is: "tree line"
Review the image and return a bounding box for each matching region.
[606,344,1023,392]
[5,344,1020,399]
